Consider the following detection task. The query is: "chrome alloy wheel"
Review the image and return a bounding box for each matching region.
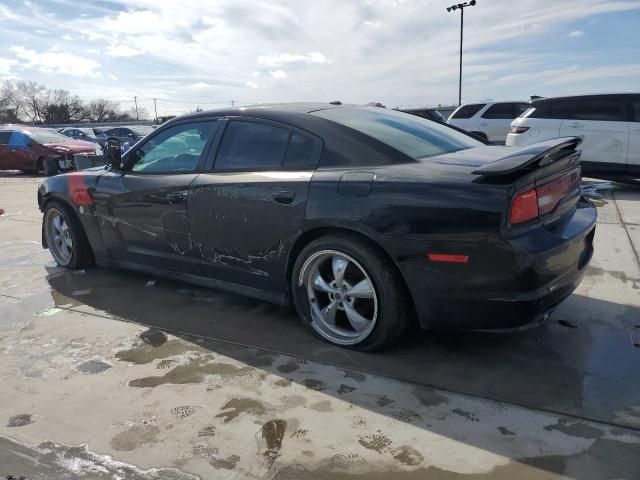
[300,250,378,345]
[45,208,73,266]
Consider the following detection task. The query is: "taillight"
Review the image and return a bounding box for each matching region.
[510,189,538,224]
[509,170,580,225]
[536,169,580,215]
[510,126,529,134]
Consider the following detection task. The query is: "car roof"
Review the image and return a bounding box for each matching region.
[173,102,340,122]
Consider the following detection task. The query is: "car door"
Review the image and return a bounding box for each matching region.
[93,119,220,274]
[480,103,527,143]
[188,118,322,295]
[560,96,629,174]
[0,131,16,169]
[628,95,640,177]
[0,131,34,170]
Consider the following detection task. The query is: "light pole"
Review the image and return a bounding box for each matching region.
[446,1,477,106]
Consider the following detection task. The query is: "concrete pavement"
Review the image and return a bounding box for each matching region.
[1,172,639,479]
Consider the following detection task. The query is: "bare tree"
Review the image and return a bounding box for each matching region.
[0,80,22,122]
[17,81,47,123]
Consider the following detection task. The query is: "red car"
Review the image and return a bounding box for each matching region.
[0,125,99,176]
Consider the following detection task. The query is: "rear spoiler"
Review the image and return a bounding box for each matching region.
[471,137,582,176]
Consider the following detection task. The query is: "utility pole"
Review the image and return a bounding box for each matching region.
[153,98,158,124]
[133,96,139,120]
[446,1,477,106]
[231,100,235,107]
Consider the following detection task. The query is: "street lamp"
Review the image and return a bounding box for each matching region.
[446,0,477,106]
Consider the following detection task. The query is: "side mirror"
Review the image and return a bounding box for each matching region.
[103,139,123,170]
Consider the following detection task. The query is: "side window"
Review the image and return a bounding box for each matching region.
[514,103,531,118]
[631,97,640,122]
[284,132,321,168]
[0,132,11,145]
[549,100,577,119]
[574,97,627,122]
[215,121,290,170]
[451,104,485,119]
[130,121,217,173]
[9,132,30,148]
[481,103,516,119]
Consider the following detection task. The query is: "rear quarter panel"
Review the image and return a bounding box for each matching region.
[508,117,563,146]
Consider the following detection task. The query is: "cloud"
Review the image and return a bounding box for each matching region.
[106,44,145,57]
[188,82,212,89]
[362,20,384,28]
[9,46,101,78]
[257,52,327,67]
[245,81,258,88]
[568,30,584,37]
[61,34,73,41]
[269,70,288,79]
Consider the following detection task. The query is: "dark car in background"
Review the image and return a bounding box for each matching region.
[0,125,98,175]
[95,125,154,148]
[60,127,99,143]
[37,104,596,350]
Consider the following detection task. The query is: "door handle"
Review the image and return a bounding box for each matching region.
[273,190,295,204]
[480,122,488,126]
[166,191,187,204]
[566,123,584,129]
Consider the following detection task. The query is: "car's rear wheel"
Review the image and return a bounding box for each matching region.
[292,234,408,351]
[43,201,94,269]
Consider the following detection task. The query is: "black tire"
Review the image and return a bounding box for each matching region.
[291,234,409,351]
[43,157,60,177]
[43,200,94,269]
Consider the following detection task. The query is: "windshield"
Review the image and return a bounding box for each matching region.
[313,107,482,160]
[23,128,73,144]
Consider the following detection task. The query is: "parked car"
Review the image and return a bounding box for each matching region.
[448,101,531,143]
[95,125,154,148]
[37,104,596,350]
[60,127,99,143]
[507,93,639,182]
[401,107,447,123]
[0,125,99,175]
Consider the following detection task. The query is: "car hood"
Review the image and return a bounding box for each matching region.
[44,139,97,154]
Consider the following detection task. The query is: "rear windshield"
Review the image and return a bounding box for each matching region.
[314,107,482,160]
[450,103,486,119]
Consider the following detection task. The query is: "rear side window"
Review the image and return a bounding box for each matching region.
[631,97,640,122]
[529,100,578,119]
[0,132,11,144]
[481,103,528,119]
[215,122,321,170]
[451,104,485,119]
[574,97,627,122]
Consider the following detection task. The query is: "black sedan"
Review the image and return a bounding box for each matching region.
[37,104,596,350]
[95,125,154,148]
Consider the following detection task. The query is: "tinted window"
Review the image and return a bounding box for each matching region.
[314,107,482,160]
[0,132,11,144]
[529,100,578,119]
[451,104,485,119]
[130,121,217,173]
[631,97,640,122]
[574,97,626,122]
[282,132,321,168]
[482,103,516,119]
[215,121,290,170]
[514,103,531,118]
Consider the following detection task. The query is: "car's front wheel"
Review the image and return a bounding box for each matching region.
[43,201,94,269]
[292,234,409,351]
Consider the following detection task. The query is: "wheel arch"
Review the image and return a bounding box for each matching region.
[286,226,418,323]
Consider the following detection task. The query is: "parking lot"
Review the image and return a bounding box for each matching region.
[1,172,639,479]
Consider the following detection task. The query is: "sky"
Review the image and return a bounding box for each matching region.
[0,0,639,116]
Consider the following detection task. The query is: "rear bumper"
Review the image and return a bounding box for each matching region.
[399,199,596,330]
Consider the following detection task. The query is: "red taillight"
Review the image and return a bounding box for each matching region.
[510,126,529,134]
[536,170,580,215]
[509,170,580,225]
[510,189,538,224]
[67,173,93,206]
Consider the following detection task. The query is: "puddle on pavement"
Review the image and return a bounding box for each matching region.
[109,425,161,452]
[7,414,33,427]
[262,419,287,466]
[76,359,112,375]
[216,398,265,423]
[115,339,200,365]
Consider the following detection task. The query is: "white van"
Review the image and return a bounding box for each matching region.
[448,101,530,144]
[507,94,639,181]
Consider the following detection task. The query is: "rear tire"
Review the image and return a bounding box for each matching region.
[43,200,94,269]
[291,234,408,351]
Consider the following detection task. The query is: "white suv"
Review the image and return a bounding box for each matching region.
[447,101,530,144]
[507,94,640,181]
